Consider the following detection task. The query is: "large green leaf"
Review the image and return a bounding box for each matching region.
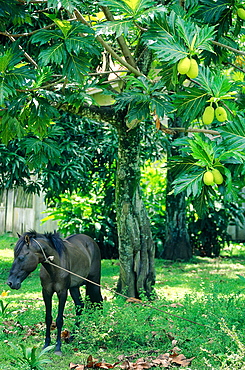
[218,116,245,151]
[47,0,80,12]
[149,38,188,62]
[144,12,215,63]
[0,49,14,73]
[173,86,208,124]
[193,24,216,52]
[188,135,215,166]
[0,79,15,105]
[95,19,133,37]
[128,100,150,121]
[142,14,176,42]
[39,43,66,66]
[31,29,62,45]
[192,187,213,216]
[145,14,188,62]
[196,0,232,24]
[137,5,167,23]
[194,66,214,95]
[211,74,233,98]
[63,53,90,80]
[21,137,61,169]
[150,94,173,118]
[8,65,35,85]
[172,169,204,197]
[169,155,198,177]
[65,35,99,55]
[0,113,25,144]
[99,0,156,16]
[45,14,72,37]
[176,18,215,53]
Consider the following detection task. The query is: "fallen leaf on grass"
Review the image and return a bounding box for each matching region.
[70,353,194,370]
[126,298,142,304]
[170,353,195,367]
[120,353,194,369]
[70,363,85,370]
[61,329,71,342]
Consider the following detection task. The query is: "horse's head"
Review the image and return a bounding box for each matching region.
[7,233,41,290]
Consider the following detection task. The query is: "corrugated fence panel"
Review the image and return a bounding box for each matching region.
[0,188,57,236]
[0,206,5,234]
[13,208,35,235]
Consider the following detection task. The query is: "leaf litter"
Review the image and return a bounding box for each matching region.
[69,350,195,369]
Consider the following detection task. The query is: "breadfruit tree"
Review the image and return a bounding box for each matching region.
[0,0,245,296]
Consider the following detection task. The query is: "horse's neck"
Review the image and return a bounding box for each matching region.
[37,241,59,261]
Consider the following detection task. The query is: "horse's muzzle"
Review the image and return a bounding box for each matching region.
[7,279,21,290]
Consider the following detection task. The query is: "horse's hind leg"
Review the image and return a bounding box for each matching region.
[69,286,84,319]
[86,281,103,306]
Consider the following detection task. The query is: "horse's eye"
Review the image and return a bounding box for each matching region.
[18,255,25,262]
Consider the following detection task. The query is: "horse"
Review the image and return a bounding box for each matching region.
[7,231,103,355]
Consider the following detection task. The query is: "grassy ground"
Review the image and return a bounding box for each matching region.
[1,234,245,369]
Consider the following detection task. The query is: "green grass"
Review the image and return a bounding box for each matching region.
[1,234,245,369]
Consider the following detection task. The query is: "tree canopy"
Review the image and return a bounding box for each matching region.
[0,0,244,214]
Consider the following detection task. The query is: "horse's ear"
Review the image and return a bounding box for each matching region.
[17,232,21,238]
[25,234,30,245]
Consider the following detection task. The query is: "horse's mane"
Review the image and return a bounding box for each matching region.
[15,230,65,257]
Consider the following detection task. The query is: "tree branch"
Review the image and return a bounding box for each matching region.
[0,18,76,38]
[212,40,245,56]
[59,101,122,127]
[227,61,245,74]
[17,0,48,3]
[5,32,38,68]
[16,77,66,92]
[160,125,220,136]
[74,8,143,78]
[100,6,137,69]
[89,70,129,76]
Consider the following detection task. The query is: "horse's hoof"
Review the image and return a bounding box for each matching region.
[54,351,63,356]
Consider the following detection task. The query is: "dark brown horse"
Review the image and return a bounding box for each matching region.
[7,231,103,355]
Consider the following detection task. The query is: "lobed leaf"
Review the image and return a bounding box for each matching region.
[65,36,99,55]
[0,79,16,105]
[0,113,25,144]
[99,0,156,16]
[148,37,188,63]
[63,53,91,80]
[172,170,204,197]
[47,0,80,12]
[31,29,62,45]
[39,43,66,66]
[218,116,245,152]
[173,87,208,124]
[95,19,133,37]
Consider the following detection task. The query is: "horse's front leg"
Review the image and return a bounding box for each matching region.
[55,290,68,355]
[42,288,53,349]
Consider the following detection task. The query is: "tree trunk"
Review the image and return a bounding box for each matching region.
[116,119,155,298]
[161,117,192,261]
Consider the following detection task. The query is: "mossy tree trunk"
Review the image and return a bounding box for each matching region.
[116,119,155,298]
[161,117,192,261]
[69,105,156,297]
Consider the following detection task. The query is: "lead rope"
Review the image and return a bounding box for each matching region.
[33,238,219,331]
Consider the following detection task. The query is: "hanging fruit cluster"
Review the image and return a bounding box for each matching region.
[203,169,224,186]
[202,104,228,125]
[237,7,245,19]
[177,57,199,79]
